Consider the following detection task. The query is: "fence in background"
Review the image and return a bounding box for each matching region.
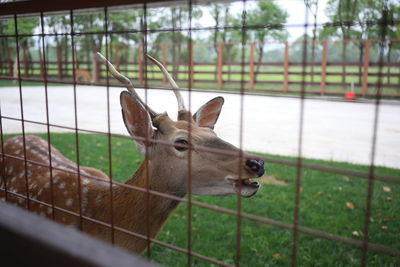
[0,39,399,97]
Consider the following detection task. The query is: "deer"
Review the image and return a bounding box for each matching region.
[0,52,265,254]
[74,68,92,83]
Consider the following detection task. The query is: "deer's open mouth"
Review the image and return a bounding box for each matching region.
[226,177,260,198]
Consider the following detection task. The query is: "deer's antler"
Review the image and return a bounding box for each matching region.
[96,52,158,119]
[146,54,186,112]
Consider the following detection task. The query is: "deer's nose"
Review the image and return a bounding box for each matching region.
[246,159,265,177]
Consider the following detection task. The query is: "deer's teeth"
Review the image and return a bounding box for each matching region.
[225,176,260,188]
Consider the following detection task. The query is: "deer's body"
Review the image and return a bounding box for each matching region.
[0,53,265,254]
[0,135,182,253]
[75,69,92,82]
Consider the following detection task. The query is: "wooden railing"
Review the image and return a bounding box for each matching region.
[1,39,399,97]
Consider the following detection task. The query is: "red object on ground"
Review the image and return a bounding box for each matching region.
[345,91,355,100]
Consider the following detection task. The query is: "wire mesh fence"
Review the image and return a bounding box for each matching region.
[0,0,399,266]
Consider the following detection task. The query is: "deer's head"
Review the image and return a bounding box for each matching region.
[97,53,264,198]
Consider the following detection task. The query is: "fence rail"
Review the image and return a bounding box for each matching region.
[1,39,399,97]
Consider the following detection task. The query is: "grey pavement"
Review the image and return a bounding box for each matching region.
[1,86,399,169]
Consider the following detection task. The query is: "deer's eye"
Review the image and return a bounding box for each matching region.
[174,139,189,152]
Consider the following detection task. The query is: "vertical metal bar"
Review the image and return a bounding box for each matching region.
[69,9,83,230]
[360,3,388,265]
[14,14,30,210]
[235,1,248,265]
[291,6,309,267]
[320,40,327,96]
[283,41,289,93]
[104,6,115,245]
[187,1,193,265]
[142,3,152,259]
[40,12,56,220]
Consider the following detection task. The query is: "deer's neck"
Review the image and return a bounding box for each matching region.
[125,160,186,198]
[110,161,185,251]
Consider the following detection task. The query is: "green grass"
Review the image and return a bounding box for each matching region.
[2,133,400,266]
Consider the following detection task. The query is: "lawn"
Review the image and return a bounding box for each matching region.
[2,133,399,266]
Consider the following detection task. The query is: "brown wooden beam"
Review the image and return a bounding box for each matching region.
[248,42,255,90]
[361,40,371,97]
[162,43,167,85]
[189,42,194,88]
[320,40,328,96]
[217,42,223,88]
[114,44,121,72]
[283,41,289,93]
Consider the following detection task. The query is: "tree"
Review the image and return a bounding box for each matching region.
[44,16,71,78]
[209,3,242,81]
[290,33,324,62]
[246,1,288,80]
[137,6,202,80]
[67,9,145,82]
[304,0,319,83]
[0,17,38,79]
[167,6,202,78]
[322,0,399,85]
[385,2,400,83]
[0,18,13,76]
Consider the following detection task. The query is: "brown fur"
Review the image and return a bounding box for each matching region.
[0,96,263,254]
[75,69,92,82]
[0,135,183,253]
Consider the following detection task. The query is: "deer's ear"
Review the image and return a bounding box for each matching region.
[193,97,224,129]
[120,91,153,155]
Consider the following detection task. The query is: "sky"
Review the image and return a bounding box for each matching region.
[279,0,329,40]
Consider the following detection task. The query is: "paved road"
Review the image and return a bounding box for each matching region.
[1,86,399,169]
